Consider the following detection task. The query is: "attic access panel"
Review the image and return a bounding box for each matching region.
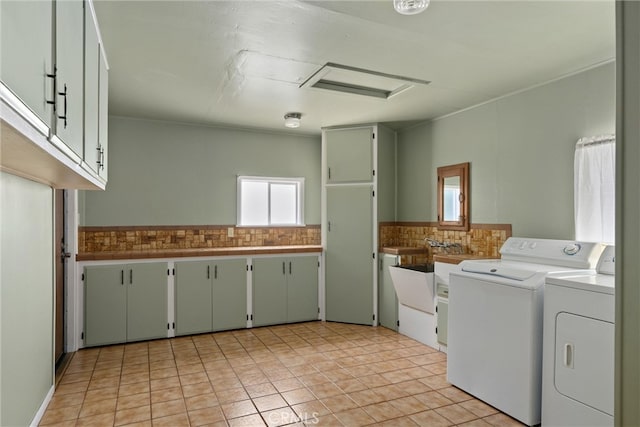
[300,62,430,99]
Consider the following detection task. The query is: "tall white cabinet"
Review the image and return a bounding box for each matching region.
[322,124,395,326]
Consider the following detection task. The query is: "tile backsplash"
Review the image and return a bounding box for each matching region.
[379,222,512,264]
[79,225,321,253]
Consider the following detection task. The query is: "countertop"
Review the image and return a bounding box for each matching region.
[76,245,323,261]
[379,246,428,255]
[433,253,499,264]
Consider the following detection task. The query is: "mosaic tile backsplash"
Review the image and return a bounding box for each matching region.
[79,225,321,253]
[379,222,512,264]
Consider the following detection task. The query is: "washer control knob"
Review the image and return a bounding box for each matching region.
[563,243,581,255]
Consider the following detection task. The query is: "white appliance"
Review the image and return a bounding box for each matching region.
[542,245,615,426]
[448,237,605,426]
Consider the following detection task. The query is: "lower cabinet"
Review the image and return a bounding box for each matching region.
[379,254,399,331]
[175,258,247,336]
[84,263,168,347]
[253,256,319,327]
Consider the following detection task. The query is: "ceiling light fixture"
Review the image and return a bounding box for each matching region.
[393,0,429,15]
[284,112,301,128]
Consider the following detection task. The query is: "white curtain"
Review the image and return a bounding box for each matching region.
[574,135,615,243]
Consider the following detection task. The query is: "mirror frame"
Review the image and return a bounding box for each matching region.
[437,162,470,231]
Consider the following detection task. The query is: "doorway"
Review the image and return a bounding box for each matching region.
[54,189,66,366]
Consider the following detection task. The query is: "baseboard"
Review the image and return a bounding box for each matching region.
[29,385,54,427]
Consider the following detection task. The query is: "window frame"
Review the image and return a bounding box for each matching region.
[236,175,305,227]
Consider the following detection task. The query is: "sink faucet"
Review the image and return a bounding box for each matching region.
[424,238,443,248]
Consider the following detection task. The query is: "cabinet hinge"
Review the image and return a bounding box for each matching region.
[173,268,175,275]
[372,133,375,139]
[435,327,438,334]
[372,169,375,176]
[436,306,438,313]
[81,332,84,340]
[81,273,85,281]
[318,307,320,314]
[167,269,170,276]
[318,261,320,268]
[372,190,375,197]
[397,320,400,327]
[173,322,175,329]
[373,314,376,321]
[373,253,375,259]
[247,314,249,321]
[167,323,170,330]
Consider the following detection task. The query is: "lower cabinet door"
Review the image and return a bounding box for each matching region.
[379,254,399,331]
[287,256,319,323]
[212,259,247,331]
[252,258,287,327]
[126,263,168,342]
[84,265,127,346]
[175,261,212,336]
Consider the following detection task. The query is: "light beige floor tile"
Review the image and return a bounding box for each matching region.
[227,413,266,426]
[114,405,151,426]
[150,386,183,404]
[79,397,117,418]
[221,399,257,419]
[435,403,478,424]
[185,392,219,411]
[151,412,190,426]
[482,412,527,426]
[320,395,358,413]
[151,398,186,419]
[245,382,278,399]
[291,399,331,419]
[40,405,81,425]
[261,407,300,427]
[361,401,405,422]
[215,386,250,404]
[187,405,225,426]
[253,394,288,412]
[118,392,151,410]
[460,399,500,418]
[409,409,453,426]
[75,412,115,426]
[281,387,315,406]
[332,407,375,427]
[119,381,151,397]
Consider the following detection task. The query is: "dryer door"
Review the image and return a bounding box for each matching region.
[555,312,614,416]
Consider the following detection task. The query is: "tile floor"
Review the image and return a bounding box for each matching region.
[40,321,525,426]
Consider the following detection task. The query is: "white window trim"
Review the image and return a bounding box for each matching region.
[236,175,305,227]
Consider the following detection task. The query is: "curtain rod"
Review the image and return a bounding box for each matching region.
[576,134,616,147]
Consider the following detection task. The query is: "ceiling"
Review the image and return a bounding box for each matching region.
[93,0,615,135]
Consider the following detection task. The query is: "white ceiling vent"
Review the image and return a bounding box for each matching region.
[300,62,430,99]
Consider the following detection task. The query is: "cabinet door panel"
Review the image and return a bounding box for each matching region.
[252,258,287,327]
[126,263,167,342]
[326,186,374,325]
[84,8,100,174]
[212,259,247,331]
[54,0,84,155]
[175,261,212,336]
[84,265,126,346]
[379,255,398,331]
[287,256,319,323]
[326,127,373,183]
[437,299,448,345]
[98,49,109,179]
[0,0,53,127]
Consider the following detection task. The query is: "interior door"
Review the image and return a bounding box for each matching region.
[325,185,373,325]
[54,189,65,363]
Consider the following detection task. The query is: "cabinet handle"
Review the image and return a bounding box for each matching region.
[120,270,124,285]
[282,262,285,275]
[207,265,210,279]
[289,262,292,275]
[328,221,331,232]
[328,167,331,180]
[57,84,68,128]
[46,68,57,109]
[214,265,218,279]
[129,269,133,284]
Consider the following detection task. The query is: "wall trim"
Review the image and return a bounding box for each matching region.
[29,385,54,427]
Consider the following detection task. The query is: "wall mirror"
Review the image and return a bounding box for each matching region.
[437,162,470,231]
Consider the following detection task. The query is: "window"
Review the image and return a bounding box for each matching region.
[237,176,304,226]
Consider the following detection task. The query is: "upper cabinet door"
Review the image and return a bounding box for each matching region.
[98,47,109,179]
[0,0,54,127]
[325,127,373,183]
[54,0,84,156]
[84,6,100,174]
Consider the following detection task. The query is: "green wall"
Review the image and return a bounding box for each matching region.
[1,172,53,426]
[82,117,321,226]
[397,61,616,239]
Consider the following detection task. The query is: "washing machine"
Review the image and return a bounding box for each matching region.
[542,245,615,426]
[448,238,605,426]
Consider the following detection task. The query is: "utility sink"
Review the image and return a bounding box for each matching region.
[388,264,435,314]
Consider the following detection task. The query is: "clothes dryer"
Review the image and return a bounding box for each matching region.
[541,245,615,426]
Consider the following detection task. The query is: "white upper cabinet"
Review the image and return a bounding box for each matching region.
[0,0,54,128]
[53,0,84,157]
[325,127,374,183]
[84,5,100,175]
